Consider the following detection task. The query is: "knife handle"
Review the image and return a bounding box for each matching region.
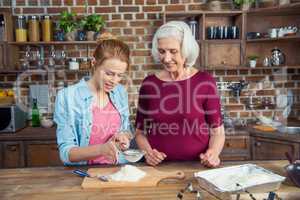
[73,169,90,177]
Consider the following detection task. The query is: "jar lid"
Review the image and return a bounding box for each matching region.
[41,15,51,20]
[28,15,38,20]
[17,15,26,19]
[71,58,77,61]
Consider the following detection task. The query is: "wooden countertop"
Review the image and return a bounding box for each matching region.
[0,127,56,141]
[248,126,300,143]
[0,160,299,200]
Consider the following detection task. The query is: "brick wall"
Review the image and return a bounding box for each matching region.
[0,0,299,125]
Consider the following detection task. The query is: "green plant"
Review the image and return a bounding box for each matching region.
[80,14,105,32]
[233,0,255,6]
[58,11,77,33]
[248,55,259,60]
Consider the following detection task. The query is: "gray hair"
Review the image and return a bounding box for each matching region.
[151,21,199,67]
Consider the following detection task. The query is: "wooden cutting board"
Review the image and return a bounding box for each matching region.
[81,166,185,189]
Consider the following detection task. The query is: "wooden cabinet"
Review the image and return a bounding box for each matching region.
[0,127,62,168]
[251,136,300,160]
[164,4,300,69]
[221,135,251,161]
[26,141,61,167]
[2,142,24,168]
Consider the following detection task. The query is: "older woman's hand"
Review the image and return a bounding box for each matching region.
[199,149,221,168]
[145,149,167,166]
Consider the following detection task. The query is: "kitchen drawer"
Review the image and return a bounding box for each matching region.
[26,141,62,167]
[251,137,300,160]
[2,142,25,168]
[221,136,251,161]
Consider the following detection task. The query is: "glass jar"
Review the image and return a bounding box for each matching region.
[15,15,27,42]
[41,15,52,42]
[80,58,90,70]
[28,15,40,42]
[69,58,79,70]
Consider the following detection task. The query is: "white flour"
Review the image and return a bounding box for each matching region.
[108,165,146,182]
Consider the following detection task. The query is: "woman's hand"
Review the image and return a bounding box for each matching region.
[99,141,119,163]
[199,149,221,168]
[113,132,132,151]
[145,149,167,166]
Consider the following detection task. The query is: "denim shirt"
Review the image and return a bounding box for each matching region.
[53,77,133,165]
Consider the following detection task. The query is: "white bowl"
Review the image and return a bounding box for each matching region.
[41,119,54,128]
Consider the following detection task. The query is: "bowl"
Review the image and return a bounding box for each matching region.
[41,118,54,128]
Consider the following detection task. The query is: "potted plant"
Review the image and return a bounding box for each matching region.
[58,11,77,41]
[81,14,105,41]
[233,0,255,10]
[248,55,259,68]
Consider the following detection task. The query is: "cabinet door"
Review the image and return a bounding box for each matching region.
[221,136,251,161]
[252,137,300,160]
[26,141,62,167]
[3,142,24,168]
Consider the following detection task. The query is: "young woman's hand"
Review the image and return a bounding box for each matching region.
[145,149,167,166]
[199,149,221,168]
[99,141,119,163]
[113,132,132,151]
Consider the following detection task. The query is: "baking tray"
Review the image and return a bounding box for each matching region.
[194,164,286,200]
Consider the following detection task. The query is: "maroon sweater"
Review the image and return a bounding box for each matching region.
[135,71,222,161]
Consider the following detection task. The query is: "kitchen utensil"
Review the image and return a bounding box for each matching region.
[194,164,285,200]
[121,149,145,163]
[270,47,285,66]
[73,169,109,182]
[284,152,300,188]
[81,166,185,189]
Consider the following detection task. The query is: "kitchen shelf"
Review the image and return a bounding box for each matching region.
[8,41,97,46]
[247,2,300,16]
[164,10,243,18]
[206,65,300,70]
[204,39,242,44]
[247,35,300,43]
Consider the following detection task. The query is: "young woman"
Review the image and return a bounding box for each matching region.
[54,38,133,165]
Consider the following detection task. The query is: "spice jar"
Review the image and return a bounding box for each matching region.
[69,58,79,70]
[80,58,90,70]
[15,15,27,42]
[41,15,52,42]
[28,15,40,42]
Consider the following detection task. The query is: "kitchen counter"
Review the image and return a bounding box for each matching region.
[0,127,56,141]
[249,126,300,143]
[0,160,299,200]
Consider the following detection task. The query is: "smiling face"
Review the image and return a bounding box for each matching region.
[157,37,186,72]
[93,58,128,92]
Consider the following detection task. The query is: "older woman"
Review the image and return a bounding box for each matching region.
[135,21,225,167]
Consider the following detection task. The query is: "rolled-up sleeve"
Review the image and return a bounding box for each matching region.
[54,89,84,165]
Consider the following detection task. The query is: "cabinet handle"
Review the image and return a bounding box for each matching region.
[7,145,17,151]
[255,142,261,147]
[226,142,231,148]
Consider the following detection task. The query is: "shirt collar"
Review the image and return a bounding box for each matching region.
[79,76,115,101]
